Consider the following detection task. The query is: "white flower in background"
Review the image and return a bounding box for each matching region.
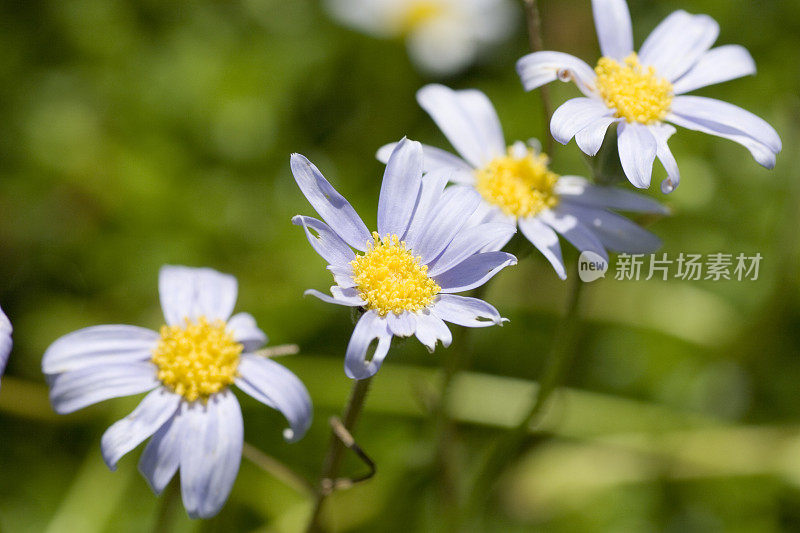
[516,0,782,193]
[379,85,665,280]
[324,0,515,76]
[0,306,11,389]
[42,266,312,519]
[291,138,517,379]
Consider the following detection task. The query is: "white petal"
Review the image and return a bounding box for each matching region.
[327,264,357,288]
[617,122,657,188]
[550,97,613,146]
[377,142,475,176]
[159,266,238,326]
[670,96,781,154]
[427,222,517,276]
[516,51,597,96]
[42,325,158,375]
[0,307,10,386]
[592,0,634,60]
[403,168,451,249]
[649,123,681,193]
[454,88,506,159]
[48,362,158,414]
[555,176,668,214]
[344,311,393,380]
[406,17,475,76]
[575,116,619,156]
[235,354,312,442]
[673,45,756,94]
[413,186,482,264]
[417,84,504,168]
[180,392,243,519]
[539,208,609,261]
[304,288,365,307]
[432,251,517,293]
[290,153,371,250]
[101,388,181,470]
[518,216,567,280]
[139,407,184,495]
[431,294,506,328]
[291,215,355,267]
[414,311,452,352]
[378,138,424,238]
[638,10,719,81]
[560,204,662,253]
[227,312,267,353]
[386,312,417,337]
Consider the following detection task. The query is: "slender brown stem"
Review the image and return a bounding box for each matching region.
[523,0,554,156]
[242,441,315,496]
[305,377,373,532]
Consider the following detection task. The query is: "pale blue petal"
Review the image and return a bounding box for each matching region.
[386,312,416,337]
[235,354,312,442]
[304,288,364,307]
[575,116,619,156]
[180,391,243,519]
[42,325,157,375]
[159,266,238,326]
[673,45,756,94]
[327,264,356,288]
[377,142,475,178]
[432,251,517,293]
[518,216,567,280]
[413,186,482,264]
[290,153,371,250]
[638,10,719,81]
[561,204,662,253]
[403,168,450,249]
[431,294,506,328]
[649,123,681,193]
[555,176,669,214]
[378,138,424,238]
[427,222,517,276]
[516,51,597,96]
[617,122,657,189]
[550,97,613,146]
[540,208,609,261]
[414,311,452,352]
[139,407,184,495]
[344,311,392,380]
[101,388,181,470]
[592,0,634,60]
[0,307,9,389]
[48,362,158,414]
[227,312,268,353]
[291,215,355,267]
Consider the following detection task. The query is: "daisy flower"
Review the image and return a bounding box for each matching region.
[42,266,312,519]
[0,306,11,389]
[516,0,782,192]
[291,138,517,379]
[378,84,665,280]
[324,0,515,76]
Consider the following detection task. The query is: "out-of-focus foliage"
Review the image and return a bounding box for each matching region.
[0,0,798,531]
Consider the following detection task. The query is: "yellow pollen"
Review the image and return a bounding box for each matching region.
[398,1,444,34]
[594,53,673,124]
[152,316,242,402]
[350,232,440,316]
[474,147,560,218]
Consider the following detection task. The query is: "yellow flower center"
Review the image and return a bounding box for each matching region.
[350,232,440,316]
[594,53,673,124]
[475,147,560,218]
[398,1,444,34]
[152,317,242,402]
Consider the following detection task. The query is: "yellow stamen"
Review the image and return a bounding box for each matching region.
[398,1,444,34]
[594,53,673,124]
[350,233,440,316]
[152,316,242,402]
[475,146,560,218]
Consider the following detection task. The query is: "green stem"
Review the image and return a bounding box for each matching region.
[152,478,180,533]
[465,268,585,512]
[242,441,315,496]
[523,0,554,156]
[306,377,373,533]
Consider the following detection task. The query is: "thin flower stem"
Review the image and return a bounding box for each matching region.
[152,478,180,533]
[465,267,585,513]
[306,376,373,532]
[523,0,555,156]
[253,344,300,358]
[242,441,315,496]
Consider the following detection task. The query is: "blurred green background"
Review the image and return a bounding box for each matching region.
[0,0,798,531]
